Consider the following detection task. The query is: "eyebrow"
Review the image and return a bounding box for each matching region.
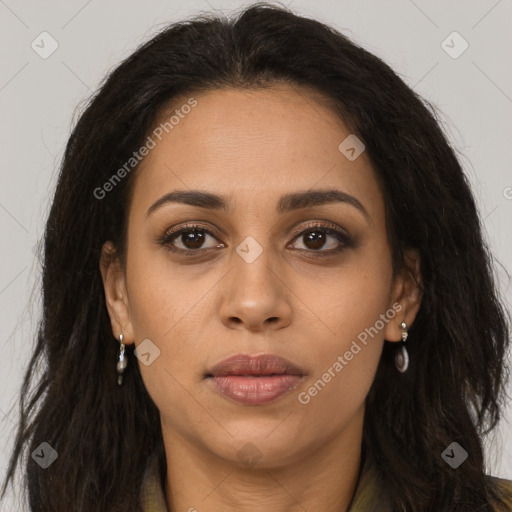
[146,188,370,221]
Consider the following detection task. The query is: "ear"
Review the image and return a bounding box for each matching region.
[384,248,423,343]
[99,241,135,345]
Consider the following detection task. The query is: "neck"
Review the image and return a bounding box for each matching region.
[162,405,365,512]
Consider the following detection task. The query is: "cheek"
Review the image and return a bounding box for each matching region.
[297,243,393,412]
[124,251,202,419]
[296,294,391,434]
[310,240,393,348]
[125,234,202,340]
[124,241,219,390]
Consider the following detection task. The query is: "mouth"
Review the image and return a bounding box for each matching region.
[204,353,306,405]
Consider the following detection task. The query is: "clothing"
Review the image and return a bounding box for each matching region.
[140,453,512,512]
[141,455,168,512]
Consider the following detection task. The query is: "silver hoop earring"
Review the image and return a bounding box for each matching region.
[116,334,127,386]
[395,321,409,373]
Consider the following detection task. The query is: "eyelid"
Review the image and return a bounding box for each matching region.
[288,220,348,240]
[160,222,224,244]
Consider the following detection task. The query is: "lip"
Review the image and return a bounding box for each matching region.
[206,353,305,377]
[205,353,306,405]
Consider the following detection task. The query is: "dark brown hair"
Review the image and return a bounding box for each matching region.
[2,2,511,511]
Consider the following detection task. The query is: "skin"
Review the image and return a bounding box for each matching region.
[100,85,422,512]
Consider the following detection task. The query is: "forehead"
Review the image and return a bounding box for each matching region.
[130,85,383,221]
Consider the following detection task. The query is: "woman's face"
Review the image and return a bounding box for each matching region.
[102,84,420,468]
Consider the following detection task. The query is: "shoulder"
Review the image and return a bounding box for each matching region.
[140,454,168,512]
[486,474,512,511]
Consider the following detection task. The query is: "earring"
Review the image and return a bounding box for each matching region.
[395,321,409,373]
[116,334,127,386]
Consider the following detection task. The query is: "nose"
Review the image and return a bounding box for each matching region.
[219,244,292,333]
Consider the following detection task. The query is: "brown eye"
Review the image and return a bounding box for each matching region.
[289,224,353,253]
[175,229,207,250]
[158,221,353,257]
[161,227,223,253]
[300,230,328,250]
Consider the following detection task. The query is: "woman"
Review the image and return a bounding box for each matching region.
[2,2,512,511]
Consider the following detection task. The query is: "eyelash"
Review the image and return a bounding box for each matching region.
[157,221,354,257]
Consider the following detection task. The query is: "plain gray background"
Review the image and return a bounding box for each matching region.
[1,0,511,509]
